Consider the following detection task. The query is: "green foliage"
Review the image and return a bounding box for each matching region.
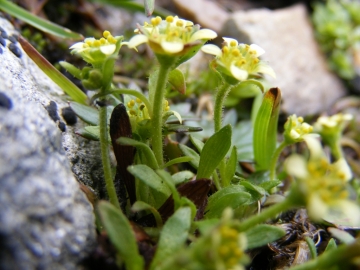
[312,0,360,79]
[97,201,144,270]
[245,224,286,249]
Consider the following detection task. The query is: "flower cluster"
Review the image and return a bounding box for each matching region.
[285,136,359,225]
[201,37,276,83]
[283,114,314,144]
[128,16,217,56]
[70,30,123,65]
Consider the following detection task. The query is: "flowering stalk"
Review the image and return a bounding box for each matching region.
[152,64,171,165]
[214,83,233,132]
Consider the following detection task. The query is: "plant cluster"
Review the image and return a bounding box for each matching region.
[1,0,360,269]
[312,0,360,80]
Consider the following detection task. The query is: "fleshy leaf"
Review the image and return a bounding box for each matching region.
[178,144,200,169]
[197,124,232,179]
[245,224,286,249]
[172,171,195,185]
[97,201,144,270]
[150,207,192,270]
[205,185,250,219]
[224,146,238,186]
[253,88,281,171]
[168,68,186,94]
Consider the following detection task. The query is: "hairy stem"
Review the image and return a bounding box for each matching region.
[214,83,232,132]
[152,64,170,166]
[99,101,120,209]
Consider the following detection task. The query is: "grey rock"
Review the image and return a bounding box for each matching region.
[221,4,347,116]
[0,17,96,269]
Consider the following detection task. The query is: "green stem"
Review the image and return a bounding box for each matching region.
[214,83,232,132]
[238,195,295,232]
[99,99,120,209]
[290,239,360,270]
[269,141,288,180]
[152,64,171,166]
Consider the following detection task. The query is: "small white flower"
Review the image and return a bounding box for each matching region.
[201,37,276,82]
[127,15,217,55]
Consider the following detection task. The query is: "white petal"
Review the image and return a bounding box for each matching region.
[256,63,276,78]
[331,158,352,181]
[250,44,265,57]
[308,194,328,221]
[230,64,248,81]
[201,44,221,56]
[223,37,238,47]
[161,41,184,53]
[100,44,116,55]
[69,42,85,50]
[325,201,360,227]
[127,34,149,48]
[189,29,217,42]
[285,154,309,179]
[303,136,324,160]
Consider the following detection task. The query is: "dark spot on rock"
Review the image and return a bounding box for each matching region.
[45,101,60,122]
[1,30,8,39]
[58,121,66,132]
[61,107,77,125]
[8,43,22,58]
[0,36,5,47]
[8,35,18,44]
[0,92,13,110]
[0,46,2,54]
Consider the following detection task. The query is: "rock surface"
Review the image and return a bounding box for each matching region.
[221,4,346,116]
[0,17,96,269]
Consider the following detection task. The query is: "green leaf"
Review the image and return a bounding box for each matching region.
[90,0,172,17]
[197,124,232,179]
[97,201,144,270]
[259,180,282,192]
[162,156,193,169]
[132,201,163,227]
[233,120,253,161]
[59,61,82,80]
[150,207,192,270]
[245,224,286,249]
[253,88,281,171]
[178,144,200,169]
[205,185,250,219]
[75,127,99,141]
[164,124,202,134]
[0,0,83,39]
[168,68,186,94]
[305,236,317,259]
[70,102,99,125]
[118,137,158,169]
[190,135,204,153]
[325,238,337,252]
[224,146,238,186]
[18,37,87,104]
[328,227,355,244]
[239,180,266,204]
[128,165,171,208]
[172,171,195,185]
[144,0,155,16]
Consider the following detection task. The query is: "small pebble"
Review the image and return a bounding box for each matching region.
[8,34,18,44]
[58,121,66,132]
[1,30,8,39]
[0,92,13,110]
[8,43,22,58]
[61,107,77,125]
[45,101,60,122]
[0,36,5,47]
